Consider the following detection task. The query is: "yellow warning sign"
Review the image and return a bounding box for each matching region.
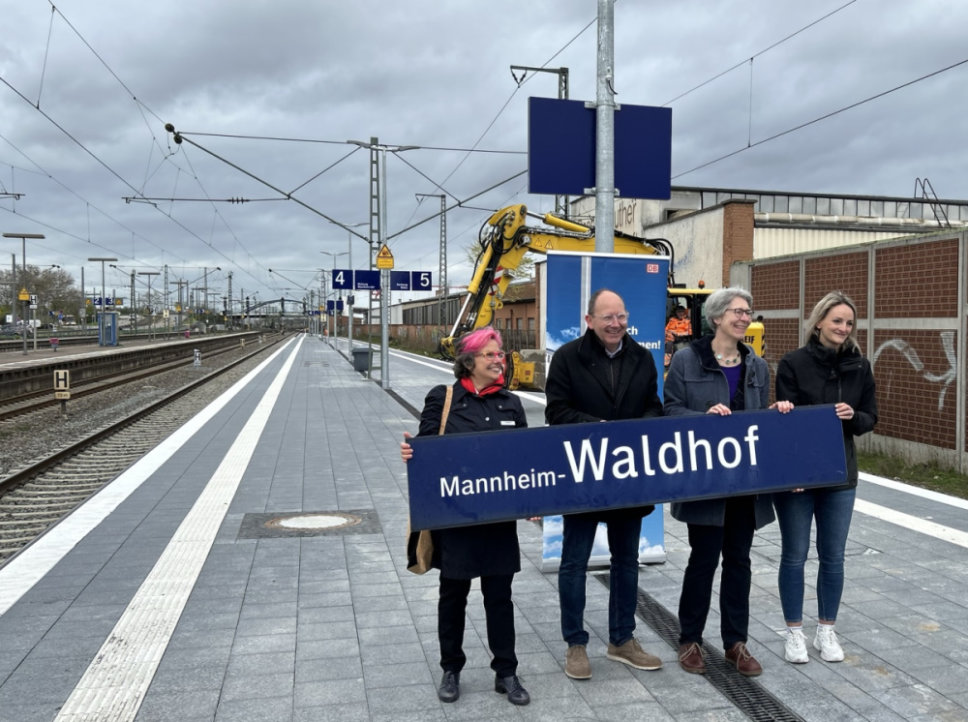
[376,244,394,270]
[18,287,29,301]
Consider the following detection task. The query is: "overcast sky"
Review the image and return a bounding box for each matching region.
[2,0,965,307]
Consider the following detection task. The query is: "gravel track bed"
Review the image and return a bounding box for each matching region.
[0,341,279,478]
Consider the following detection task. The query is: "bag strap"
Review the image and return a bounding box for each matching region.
[439,385,454,435]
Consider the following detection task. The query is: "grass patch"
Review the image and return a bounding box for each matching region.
[858,451,968,500]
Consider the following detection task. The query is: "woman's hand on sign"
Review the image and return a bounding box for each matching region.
[400,432,414,463]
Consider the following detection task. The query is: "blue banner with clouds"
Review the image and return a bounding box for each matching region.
[407,406,846,530]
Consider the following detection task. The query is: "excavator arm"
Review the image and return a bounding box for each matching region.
[440,203,672,387]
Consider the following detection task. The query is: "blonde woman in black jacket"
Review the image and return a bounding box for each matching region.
[774,292,877,665]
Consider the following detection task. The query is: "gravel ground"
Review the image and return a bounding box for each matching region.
[0,342,279,477]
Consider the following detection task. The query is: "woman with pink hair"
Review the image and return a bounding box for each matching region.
[401,327,530,706]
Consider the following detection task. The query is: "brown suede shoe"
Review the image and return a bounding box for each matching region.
[677,642,705,674]
[725,642,762,677]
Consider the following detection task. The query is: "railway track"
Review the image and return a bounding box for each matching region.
[0,342,251,421]
[0,335,286,566]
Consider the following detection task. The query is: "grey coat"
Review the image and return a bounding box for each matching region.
[663,336,776,529]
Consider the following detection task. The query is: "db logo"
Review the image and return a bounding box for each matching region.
[646,263,659,274]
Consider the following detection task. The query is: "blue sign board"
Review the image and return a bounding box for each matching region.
[354,270,380,290]
[331,269,352,290]
[528,96,672,199]
[390,270,433,291]
[407,406,846,530]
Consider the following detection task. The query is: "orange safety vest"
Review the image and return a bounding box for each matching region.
[665,317,692,343]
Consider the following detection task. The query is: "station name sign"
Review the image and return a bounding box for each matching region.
[407,406,846,530]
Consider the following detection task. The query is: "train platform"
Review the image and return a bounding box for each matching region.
[1,335,966,721]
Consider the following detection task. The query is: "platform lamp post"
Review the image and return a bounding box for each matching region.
[138,271,160,341]
[320,251,347,342]
[3,232,45,355]
[88,257,118,346]
[342,222,368,351]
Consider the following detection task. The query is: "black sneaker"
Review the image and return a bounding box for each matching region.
[495,674,530,706]
[437,671,460,703]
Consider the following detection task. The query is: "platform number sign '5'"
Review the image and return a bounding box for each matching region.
[413,272,432,290]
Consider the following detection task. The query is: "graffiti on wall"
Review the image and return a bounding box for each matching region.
[872,331,957,412]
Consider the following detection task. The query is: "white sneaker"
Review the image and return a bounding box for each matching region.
[784,627,809,664]
[813,624,844,662]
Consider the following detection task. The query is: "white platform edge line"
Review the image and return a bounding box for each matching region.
[53,335,303,721]
[853,498,968,549]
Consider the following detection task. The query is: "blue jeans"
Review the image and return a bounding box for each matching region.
[558,513,641,647]
[774,486,856,624]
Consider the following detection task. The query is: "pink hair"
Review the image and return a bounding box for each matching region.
[457,327,502,355]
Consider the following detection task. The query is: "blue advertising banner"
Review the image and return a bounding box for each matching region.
[543,251,671,566]
[407,406,846,531]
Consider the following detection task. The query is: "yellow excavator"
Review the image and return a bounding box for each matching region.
[440,204,762,389]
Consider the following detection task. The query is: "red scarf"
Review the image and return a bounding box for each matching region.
[460,376,505,397]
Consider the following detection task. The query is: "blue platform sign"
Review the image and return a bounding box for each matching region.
[332,269,352,290]
[528,96,672,199]
[354,270,380,290]
[390,271,433,291]
[407,406,846,531]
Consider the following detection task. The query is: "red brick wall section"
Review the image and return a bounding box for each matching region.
[803,253,869,317]
[874,239,959,318]
[872,328,957,449]
[722,201,756,286]
[751,260,799,310]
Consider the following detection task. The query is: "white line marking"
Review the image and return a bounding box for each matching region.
[52,338,300,722]
[853,499,968,549]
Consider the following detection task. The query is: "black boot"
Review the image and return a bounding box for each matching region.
[437,671,460,703]
[495,674,530,706]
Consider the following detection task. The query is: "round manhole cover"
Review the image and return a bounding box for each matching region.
[266,512,362,531]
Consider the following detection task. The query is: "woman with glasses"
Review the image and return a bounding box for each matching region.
[664,287,793,677]
[773,292,877,665]
[400,327,530,706]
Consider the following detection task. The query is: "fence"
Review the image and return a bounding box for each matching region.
[738,229,967,472]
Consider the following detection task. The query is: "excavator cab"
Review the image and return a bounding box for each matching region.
[664,285,764,368]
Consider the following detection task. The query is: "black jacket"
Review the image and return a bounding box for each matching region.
[775,337,878,487]
[415,381,527,578]
[545,328,663,521]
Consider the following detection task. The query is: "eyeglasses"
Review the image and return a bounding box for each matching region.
[476,351,506,360]
[594,313,629,324]
[726,308,754,319]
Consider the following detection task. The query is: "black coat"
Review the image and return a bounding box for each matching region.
[775,337,877,487]
[545,328,663,521]
[415,381,527,578]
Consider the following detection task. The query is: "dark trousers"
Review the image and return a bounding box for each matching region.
[677,496,755,649]
[438,574,517,677]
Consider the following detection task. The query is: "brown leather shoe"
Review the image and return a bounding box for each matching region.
[677,642,705,674]
[725,642,762,677]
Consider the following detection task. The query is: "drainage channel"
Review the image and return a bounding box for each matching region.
[597,574,805,722]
